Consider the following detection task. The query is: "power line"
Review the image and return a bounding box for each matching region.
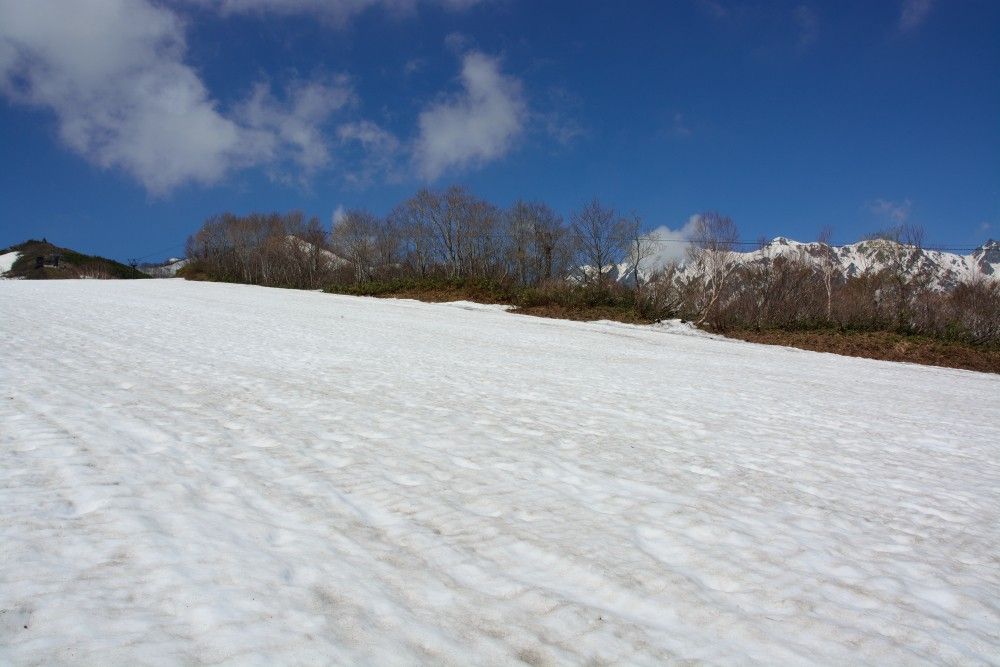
[592,237,986,252]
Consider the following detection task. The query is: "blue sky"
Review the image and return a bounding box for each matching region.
[1,0,997,262]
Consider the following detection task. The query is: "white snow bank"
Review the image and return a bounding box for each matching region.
[0,250,20,274]
[433,299,516,312]
[1,280,999,665]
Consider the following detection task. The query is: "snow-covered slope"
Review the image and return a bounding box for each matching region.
[0,250,20,276]
[2,280,999,664]
[287,235,349,267]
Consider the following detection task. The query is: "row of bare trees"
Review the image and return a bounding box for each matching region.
[182,190,998,345]
[663,254,1000,345]
[184,188,659,290]
[184,211,332,289]
[333,187,651,287]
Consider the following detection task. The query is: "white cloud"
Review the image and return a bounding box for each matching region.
[332,204,347,225]
[645,215,703,268]
[414,51,526,181]
[338,119,399,151]
[0,0,248,195]
[898,0,934,33]
[0,0,363,194]
[237,76,354,174]
[867,198,912,224]
[0,0,556,193]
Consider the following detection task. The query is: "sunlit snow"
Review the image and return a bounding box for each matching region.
[0,251,20,275]
[2,280,999,664]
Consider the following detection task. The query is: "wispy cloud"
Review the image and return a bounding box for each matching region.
[668,112,693,139]
[543,114,586,146]
[403,58,425,76]
[898,0,935,33]
[188,0,486,27]
[337,119,403,185]
[537,86,586,148]
[793,4,818,50]
[444,31,472,53]
[237,75,355,177]
[696,0,730,20]
[867,198,913,223]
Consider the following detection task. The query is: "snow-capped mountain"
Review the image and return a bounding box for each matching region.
[139,257,189,278]
[615,238,1000,290]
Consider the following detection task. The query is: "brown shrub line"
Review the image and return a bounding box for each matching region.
[724,328,1000,374]
[332,279,999,374]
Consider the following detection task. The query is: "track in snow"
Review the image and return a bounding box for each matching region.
[1,280,999,665]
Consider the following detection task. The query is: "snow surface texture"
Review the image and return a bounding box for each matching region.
[2,280,999,665]
[0,251,20,275]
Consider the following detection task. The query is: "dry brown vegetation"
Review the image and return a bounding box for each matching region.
[328,278,998,373]
[725,329,1000,374]
[181,211,332,289]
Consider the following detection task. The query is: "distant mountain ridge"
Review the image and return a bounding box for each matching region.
[138,257,189,278]
[614,238,1000,290]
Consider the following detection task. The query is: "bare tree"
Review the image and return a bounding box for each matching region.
[534,205,570,283]
[571,199,628,287]
[816,226,838,321]
[644,260,684,318]
[687,211,740,326]
[330,209,379,284]
[506,201,569,285]
[371,215,402,280]
[866,223,928,330]
[390,199,434,278]
[460,195,505,279]
[507,200,535,285]
[625,214,656,293]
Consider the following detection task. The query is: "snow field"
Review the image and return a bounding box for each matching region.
[1,279,999,665]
